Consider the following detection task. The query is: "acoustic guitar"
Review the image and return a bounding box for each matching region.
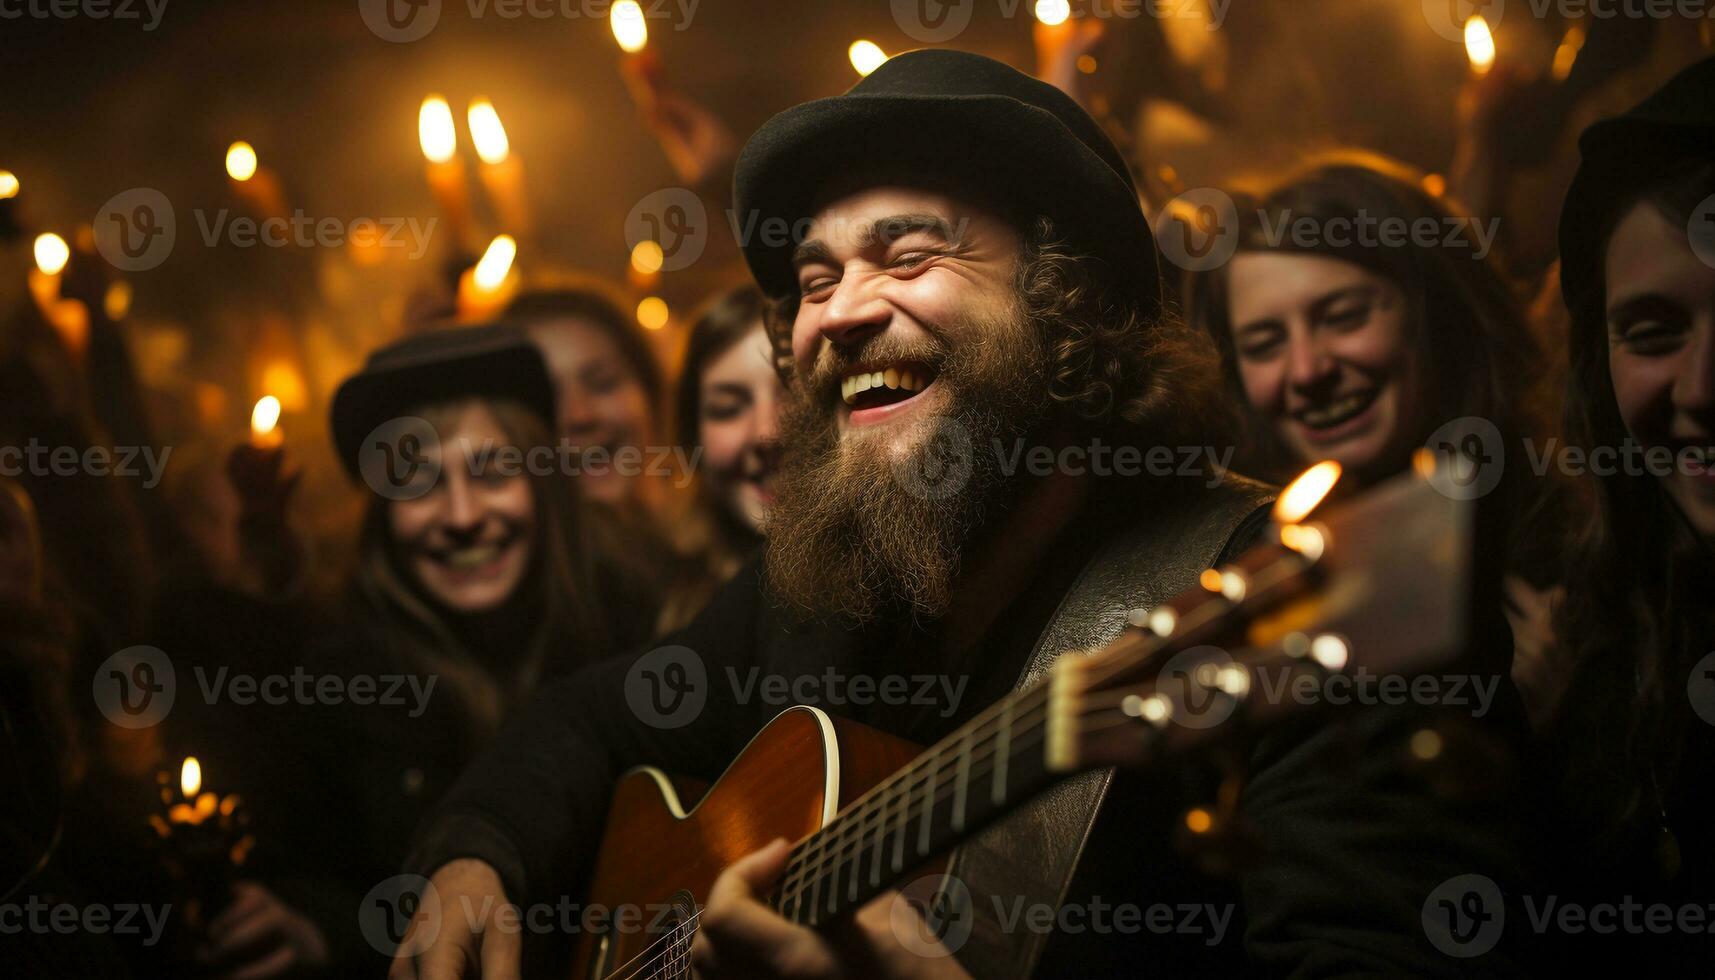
[571,458,1480,979]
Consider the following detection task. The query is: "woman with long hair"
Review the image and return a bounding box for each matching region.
[1541,57,1714,969]
[661,284,780,626]
[1184,152,1570,717]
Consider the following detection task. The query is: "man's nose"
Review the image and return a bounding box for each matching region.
[817,271,889,350]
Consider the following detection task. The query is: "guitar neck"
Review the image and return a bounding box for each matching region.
[771,678,1065,927]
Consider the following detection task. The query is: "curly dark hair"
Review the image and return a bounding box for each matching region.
[761,217,1227,452]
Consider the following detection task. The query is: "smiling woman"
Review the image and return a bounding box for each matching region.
[1185,151,1547,487]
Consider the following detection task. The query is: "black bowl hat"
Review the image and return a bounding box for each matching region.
[733,48,1160,313]
[330,323,556,480]
[1559,56,1715,315]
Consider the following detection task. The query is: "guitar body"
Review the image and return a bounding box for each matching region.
[571,706,925,980]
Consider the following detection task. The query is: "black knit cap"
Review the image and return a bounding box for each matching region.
[732,48,1159,312]
[330,323,555,480]
[1559,56,1715,313]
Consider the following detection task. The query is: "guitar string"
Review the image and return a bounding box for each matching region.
[602,559,1309,979]
[599,661,1281,980]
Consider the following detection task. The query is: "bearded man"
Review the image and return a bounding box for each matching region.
[392,51,1526,979]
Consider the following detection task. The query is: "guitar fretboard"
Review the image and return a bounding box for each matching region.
[771,679,1060,926]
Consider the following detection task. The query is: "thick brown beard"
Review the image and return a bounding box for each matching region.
[763,305,1051,624]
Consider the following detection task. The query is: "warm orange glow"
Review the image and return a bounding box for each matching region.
[630,240,665,275]
[611,0,648,53]
[180,757,202,798]
[226,141,258,182]
[474,235,518,291]
[33,233,69,276]
[1464,15,1496,75]
[419,95,458,164]
[1198,568,1223,592]
[1273,461,1341,525]
[1034,0,1071,26]
[848,40,888,77]
[251,396,282,438]
[1185,808,1213,834]
[1552,24,1587,82]
[636,296,670,331]
[104,281,133,321]
[0,170,17,199]
[468,99,511,165]
[260,362,309,411]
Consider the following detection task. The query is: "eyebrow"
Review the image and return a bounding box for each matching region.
[790,213,962,270]
[1607,292,1685,327]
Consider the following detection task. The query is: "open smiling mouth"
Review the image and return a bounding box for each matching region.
[1293,388,1379,431]
[839,362,939,415]
[421,526,523,573]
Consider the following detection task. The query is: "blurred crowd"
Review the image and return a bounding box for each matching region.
[2,9,1713,978]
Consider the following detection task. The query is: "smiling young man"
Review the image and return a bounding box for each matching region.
[392,51,1529,979]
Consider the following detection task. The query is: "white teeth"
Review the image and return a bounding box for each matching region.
[837,366,931,406]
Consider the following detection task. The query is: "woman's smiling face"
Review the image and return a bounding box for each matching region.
[1227,251,1423,477]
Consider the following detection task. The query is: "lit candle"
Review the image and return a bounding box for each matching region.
[150,756,253,931]
[420,94,473,251]
[29,233,89,359]
[469,98,531,238]
[611,0,647,53]
[457,234,519,318]
[849,40,888,78]
[1464,15,1496,76]
[613,0,665,106]
[225,141,289,220]
[1034,0,1071,26]
[0,170,18,200]
[250,396,283,449]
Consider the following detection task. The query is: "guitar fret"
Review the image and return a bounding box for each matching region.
[918,758,937,855]
[993,699,1012,806]
[952,729,971,832]
[870,792,885,887]
[891,780,908,873]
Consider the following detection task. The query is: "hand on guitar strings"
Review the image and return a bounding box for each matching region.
[691,840,973,980]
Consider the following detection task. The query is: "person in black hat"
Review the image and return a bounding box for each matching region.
[391,50,1527,979]
[180,324,662,976]
[1536,55,1715,972]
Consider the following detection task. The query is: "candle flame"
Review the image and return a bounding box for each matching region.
[611,0,648,53]
[251,395,282,437]
[468,99,511,165]
[636,296,670,331]
[1273,460,1341,525]
[33,233,69,276]
[849,40,888,77]
[1034,0,1071,26]
[419,95,458,164]
[180,757,202,798]
[226,141,259,182]
[0,170,17,200]
[474,234,517,291]
[1464,15,1496,75]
